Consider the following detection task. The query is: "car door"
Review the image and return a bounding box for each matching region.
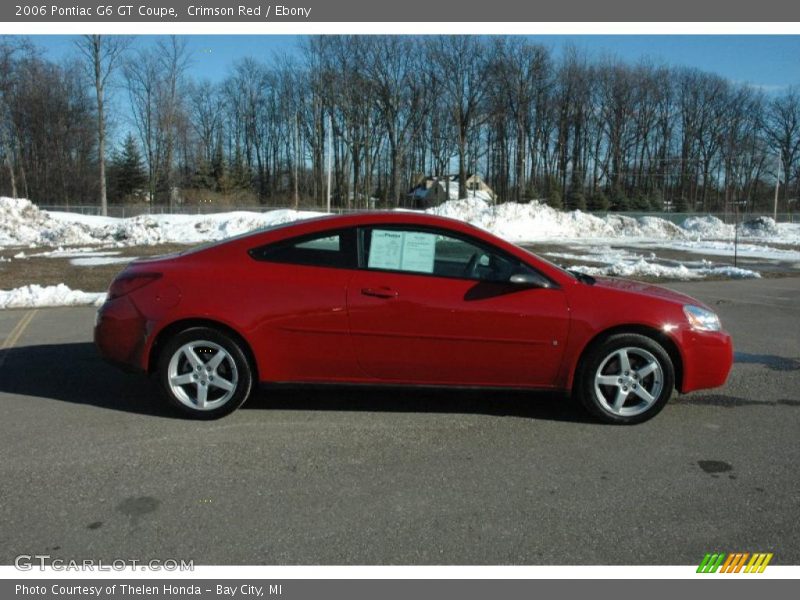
[346,226,570,387]
[247,227,362,382]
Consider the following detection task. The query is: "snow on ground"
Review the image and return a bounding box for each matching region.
[545,246,657,265]
[69,256,136,266]
[0,284,106,309]
[29,248,121,258]
[544,245,762,280]
[632,239,800,262]
[568,258,760,281]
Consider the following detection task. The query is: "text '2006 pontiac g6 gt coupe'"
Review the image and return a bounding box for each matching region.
[95,212,733,423]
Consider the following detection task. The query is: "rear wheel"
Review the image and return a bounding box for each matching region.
[157,327,253,419]
[576,333,674,424]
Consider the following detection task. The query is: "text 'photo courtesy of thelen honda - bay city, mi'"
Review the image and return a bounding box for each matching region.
[94,212,733,424]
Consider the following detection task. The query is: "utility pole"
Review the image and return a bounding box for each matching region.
[773,149,781,222]
[326,113,332,214]
[293,111,299,210]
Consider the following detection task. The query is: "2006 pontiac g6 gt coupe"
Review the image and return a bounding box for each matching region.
[95,212,733,423]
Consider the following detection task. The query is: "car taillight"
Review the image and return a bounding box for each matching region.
[108,272,162,300]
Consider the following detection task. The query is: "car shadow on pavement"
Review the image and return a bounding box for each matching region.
[247,385,593,423]
[0,342,593,423]
[247,385,596,423]
[0,342,177,418]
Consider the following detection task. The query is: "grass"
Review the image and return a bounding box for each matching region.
[0,244,188,292]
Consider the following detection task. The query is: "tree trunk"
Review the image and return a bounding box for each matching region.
[92,37,108,216]
[458,125,467,200]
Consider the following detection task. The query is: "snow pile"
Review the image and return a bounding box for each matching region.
[431,198,620,241]
[47,208,323,246]
[741,216,781,237]
[0,197,100,247]
[680,215,731,239]
[681,214,795,242]
[430,199,705,242]
[570,260,760,281]
[3,195,799,250]
[0,284,106,309]
[0,197,323,248]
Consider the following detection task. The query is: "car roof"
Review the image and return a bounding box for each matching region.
[241,210,488,242]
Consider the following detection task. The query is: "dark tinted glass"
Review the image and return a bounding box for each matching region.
[249,228,356,269]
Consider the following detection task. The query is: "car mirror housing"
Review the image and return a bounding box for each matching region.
[509,272,551,288]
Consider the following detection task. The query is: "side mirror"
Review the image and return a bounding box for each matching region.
[509,272,551,288]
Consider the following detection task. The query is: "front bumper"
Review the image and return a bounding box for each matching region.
[678,329,734,393]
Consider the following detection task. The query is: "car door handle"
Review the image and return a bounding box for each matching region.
[361,287,399,299]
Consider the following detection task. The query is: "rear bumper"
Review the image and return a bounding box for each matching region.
[678,329,734,393]
[94,296,148,372]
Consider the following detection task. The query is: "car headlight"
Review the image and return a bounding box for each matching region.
[683,305,722,332]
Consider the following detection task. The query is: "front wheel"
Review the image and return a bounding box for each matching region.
[575,333,675,425]
[157,327,254,419]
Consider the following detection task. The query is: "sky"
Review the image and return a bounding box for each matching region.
[27,34,800,92]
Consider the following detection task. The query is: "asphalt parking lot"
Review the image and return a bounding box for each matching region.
[0,277,798,565]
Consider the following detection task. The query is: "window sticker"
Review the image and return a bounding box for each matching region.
[400,232,436,273]
[368,230,404,270]
[368,230,436,274]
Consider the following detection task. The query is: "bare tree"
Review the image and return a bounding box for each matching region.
[123,37,188,208]
[428,37,491,199]
[763,87,800,209]
[76,35,131,216]
[365,36,429,205]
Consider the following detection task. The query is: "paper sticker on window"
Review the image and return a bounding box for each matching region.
[368,230,436,274]
[368,230,404,270]
[400,232,435,273]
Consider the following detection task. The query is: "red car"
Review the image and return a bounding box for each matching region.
[94,212,733,423]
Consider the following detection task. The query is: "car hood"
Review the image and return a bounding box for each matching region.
[591,276,708,309]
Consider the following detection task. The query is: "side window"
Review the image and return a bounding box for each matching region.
[250,229,355,269]
[363,228,535,282]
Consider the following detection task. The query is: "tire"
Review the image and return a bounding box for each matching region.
[157,326,254,419]
[575,333,675,425]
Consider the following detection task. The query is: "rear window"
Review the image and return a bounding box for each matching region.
[249,229,356,269]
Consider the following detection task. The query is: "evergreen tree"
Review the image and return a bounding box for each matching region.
[547,187,563,210]
[109,133,147,202]
[211,132,227,191]
[611,184,630,211]
[589,190,610,211]
[192,158,216,190]
[567,187,587,211]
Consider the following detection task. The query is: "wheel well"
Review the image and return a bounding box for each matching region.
[148,318,258,380]
[574,325,684,392]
